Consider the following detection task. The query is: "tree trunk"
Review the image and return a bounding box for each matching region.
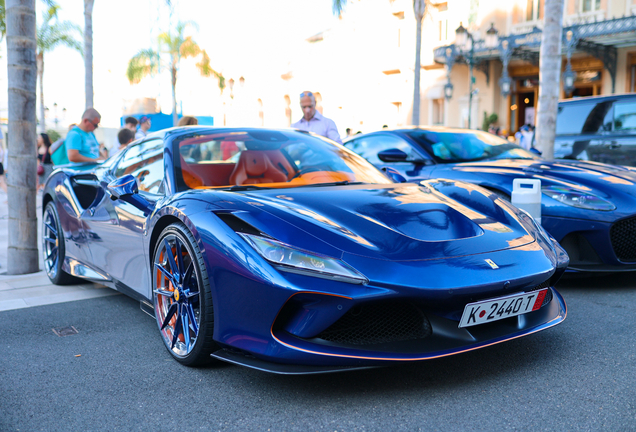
[37,51,44,133]
[535,0,564,160]
[84,0,94,109]
[6,0,39,275]
[171,65,178,127]
[412,1,425,126]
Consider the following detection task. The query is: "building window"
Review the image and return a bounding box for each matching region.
[582,0,601,13]
[525,0,540,21]
[432,99,444,125]
[436,3,449,42]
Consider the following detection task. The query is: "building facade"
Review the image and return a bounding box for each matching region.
[427,0,636,135]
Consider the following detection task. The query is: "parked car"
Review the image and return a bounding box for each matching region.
[344,126,636,273]
[42,126,567,374]
[554,93,636,166]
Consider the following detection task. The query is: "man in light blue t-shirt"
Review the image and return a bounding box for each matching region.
[66,108,108,164]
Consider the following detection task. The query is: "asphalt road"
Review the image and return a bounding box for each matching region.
[1,273,634,432]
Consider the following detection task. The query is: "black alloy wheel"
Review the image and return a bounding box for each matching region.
[152,222,217,366]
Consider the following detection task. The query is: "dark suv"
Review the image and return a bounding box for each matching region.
[554,94,636,166]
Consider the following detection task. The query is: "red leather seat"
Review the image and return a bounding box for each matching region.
[229,151,287,185]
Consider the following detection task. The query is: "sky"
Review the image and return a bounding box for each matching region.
[0,0,341,128]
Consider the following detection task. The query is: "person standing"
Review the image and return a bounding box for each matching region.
[66,108,108,164]
[291,91,341,144]
[177,116,198,126]
[111,128,135,157]
[135,116,151,140]
[0,128,7,194]
[37,133,54,190]
[109,117,139,157]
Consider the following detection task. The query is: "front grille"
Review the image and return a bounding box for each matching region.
[610,216,636,262]
[316,302,431,346]
[527,280,552,308]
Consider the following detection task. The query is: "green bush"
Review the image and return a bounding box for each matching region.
[46,129,61,143]
[482,113,498,131]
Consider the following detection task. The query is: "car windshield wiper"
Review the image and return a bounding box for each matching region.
[225,185,269,191]
[297,181,364,188]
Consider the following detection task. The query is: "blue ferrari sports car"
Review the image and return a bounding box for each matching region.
[344,127,636,273]
[42,127,567,374]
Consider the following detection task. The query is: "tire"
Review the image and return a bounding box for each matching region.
[42,201,81,285]
[152,222,217,366]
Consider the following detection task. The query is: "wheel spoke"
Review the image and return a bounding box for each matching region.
[44,222,57,236]
[161,302,178,330]
[44,237,56,244]
[170,308,183,349]
[175,239,185,279]
[163,238,179,276]
[186,303,199,335]
[154,262,177,286]
[153,288,174,298]
[181,304,191,352]
[182,262,194,290]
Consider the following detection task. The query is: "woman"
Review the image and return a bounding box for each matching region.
[37,133,54,191]
[177,116,198,126]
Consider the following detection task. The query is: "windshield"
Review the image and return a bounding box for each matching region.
[174,129,392,191]
[406,130,538,163]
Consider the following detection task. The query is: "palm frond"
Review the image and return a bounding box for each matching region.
[179,36,201,58]
[127,49,160,84]
[0,0,6,41]
[332,0,347,15]
[38,21,83,54]
[196,49,225,91]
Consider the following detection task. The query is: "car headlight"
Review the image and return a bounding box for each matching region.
[239,233,368,284]
[541,185,615,211]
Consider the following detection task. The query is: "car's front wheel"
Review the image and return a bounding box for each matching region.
[42,201,81,285]
[152,222,217,366]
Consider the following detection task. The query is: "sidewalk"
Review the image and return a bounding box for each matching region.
[0,189,119,312]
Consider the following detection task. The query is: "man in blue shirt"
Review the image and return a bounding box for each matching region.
[66,108,108,164]
[292,91,342,144]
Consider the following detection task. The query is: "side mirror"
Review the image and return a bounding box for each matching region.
[381,167,407,183]
[107,174,139,199]
[378,148,408,162]
[107,174,152,216]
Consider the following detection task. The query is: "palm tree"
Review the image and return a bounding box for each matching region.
[127,21,225,126]
[333,0,426,125]
[1,0,59,43]
[0,0,6,43]
[36,4,82,132]
[535,0,564,160]
[84,0,94,109]
[6,0,38,274]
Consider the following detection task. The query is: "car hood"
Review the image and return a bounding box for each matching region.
[448,158,636,200]
[204,182,536,261]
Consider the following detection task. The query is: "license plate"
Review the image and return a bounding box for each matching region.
[458,289,548,328]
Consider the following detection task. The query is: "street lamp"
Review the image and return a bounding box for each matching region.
[228,78,235,99]
[563,67,576,96]
[455,22,477,129]
[485,23,499,50]
[444,82,454,100]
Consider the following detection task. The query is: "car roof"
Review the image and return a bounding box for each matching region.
[366,126,481,134]
[558,93,636,105]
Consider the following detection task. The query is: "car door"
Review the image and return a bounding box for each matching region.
[344,133,433,180]
[608,99,636,166]
[83,139,165,296]
[554,100,613,161]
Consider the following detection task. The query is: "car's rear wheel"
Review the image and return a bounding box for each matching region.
[42,201,81,285]
[152,222,217,366]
